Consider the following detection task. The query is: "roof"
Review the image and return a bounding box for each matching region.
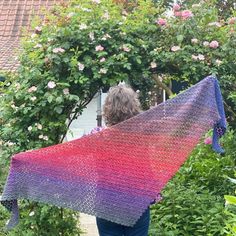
[0,0,59,71]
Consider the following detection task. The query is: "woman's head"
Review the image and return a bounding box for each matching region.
[103,84,140,126]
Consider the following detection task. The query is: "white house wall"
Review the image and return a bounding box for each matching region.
[66,93,107,141]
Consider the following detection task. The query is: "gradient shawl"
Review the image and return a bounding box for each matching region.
[1,76,226,229]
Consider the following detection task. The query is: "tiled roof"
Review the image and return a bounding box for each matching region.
[0,0,59,71]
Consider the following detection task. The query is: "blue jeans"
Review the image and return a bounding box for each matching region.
[96,208,150,236]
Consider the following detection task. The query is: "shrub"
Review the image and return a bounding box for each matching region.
[224,177,236,236]
[149,130,236,235]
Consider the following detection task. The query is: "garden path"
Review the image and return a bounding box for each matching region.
[80,213,99,236]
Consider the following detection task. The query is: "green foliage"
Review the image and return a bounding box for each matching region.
[224,177,236,236]
[0,203,81,236]
[150,186,226,236]
[149,130,236,236]
[180,0,236,18]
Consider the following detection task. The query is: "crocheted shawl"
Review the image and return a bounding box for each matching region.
[1,76,226,229]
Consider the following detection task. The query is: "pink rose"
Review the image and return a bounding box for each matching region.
[174,11,182,17]
[181,10,193,20]
[31,33,37,39]
[209,40,219,49]
[197,54,205,61]
[102,11,110,20]
[35,26,42,31]
[100,57,106,62]
[191,38,198,44]
[191,55,198,61]
[34,44,43,49]
[228,17,236,24]
[89,32,95,41]
[104,33,111,39]
[67,12,75,18]
[208,22,221,27]
[15,83,21,90]
[47,81,56,89]
[43,136,49,141]
[99,68,107,74]
[204,137,212,145]
[63,88,70,95]
[191,54,205,61]
[37,124,43,130]
[28,126,33,131]
[215,59,223,66]
[173,4,181,11]
[92,0,100,3]
[122,10,128,16]
[96,45,104,51]
[122,45,131,52]
[35,26,42,34]
[52,47,65,53]
[150,62,157,68]
[28,86,37,93]
[192,4,201,8]
[171,46,181,52]
[77,62,85,71]
[79,23,88,30]
[30,96,37,101]
[230,28,235,34]
[203,41,209,47]
[157,18,167,26]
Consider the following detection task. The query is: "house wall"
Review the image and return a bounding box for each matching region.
[66,93,107,141]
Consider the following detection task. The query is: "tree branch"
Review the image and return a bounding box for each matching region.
[59,91,98,143]
[152,74,173,97]
[224,101,236,118]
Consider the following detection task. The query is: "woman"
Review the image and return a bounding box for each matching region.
[95,84,150,236]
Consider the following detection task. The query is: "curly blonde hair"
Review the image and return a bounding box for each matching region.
[103,85,141,126]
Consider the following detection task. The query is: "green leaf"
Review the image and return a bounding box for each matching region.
[56,97,63,103]
[54,106,63,114]
[63,57,70,63]
[228,177,236,184]
[225,195,236,205]
[47,96,53,103]
[123,63,131,70]
[136,58,142,64]
[177,35,184,43]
